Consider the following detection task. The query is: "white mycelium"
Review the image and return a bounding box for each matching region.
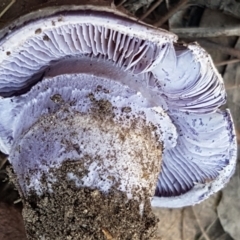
[0,5,237,207]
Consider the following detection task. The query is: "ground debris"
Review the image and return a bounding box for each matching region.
[23,161,158,240]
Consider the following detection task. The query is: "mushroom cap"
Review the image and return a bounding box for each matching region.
[0,5,237,208]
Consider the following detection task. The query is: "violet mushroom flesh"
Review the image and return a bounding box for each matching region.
[0,4,237,239]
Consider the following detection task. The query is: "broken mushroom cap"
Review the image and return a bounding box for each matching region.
[0,4,237,208]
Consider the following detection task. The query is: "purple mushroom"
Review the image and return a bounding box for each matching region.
[0,2,237,239]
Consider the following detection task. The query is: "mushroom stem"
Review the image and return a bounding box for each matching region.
[0,57,175,237]
[10,96,162,239]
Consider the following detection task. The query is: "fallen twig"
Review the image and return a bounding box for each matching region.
[102,228,114,240]
[180,208,185,240]
[13,198,22,205]
[215,58,240,67]
[189,0,240,20]
[153,0,188,27]
[171,26,240,38]
[0,153,7,170]
[198,217,218,240]
[198,39,240,59]
[225,84,240,91]
[181,39,240,60]
[192,207,211,240]
[139,0,164,21]
[0,0,16,19]
[116,0,127,8]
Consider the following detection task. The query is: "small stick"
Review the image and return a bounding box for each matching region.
[192,207,211,240]
[197,39,240,59]
[116,0,127,7]
[154,0,188,27]
[225,84,240,91]
[0,0,16,19]
[102,228,114,240]
[198,217,218,240]
[0,153,7,170]
[139,0,164,21]
[181,38,240,60]
[188,0,240,20]
[13,199,22,205]
[215,58,240,66]
[172,26,240,38]
[180,208,185,240]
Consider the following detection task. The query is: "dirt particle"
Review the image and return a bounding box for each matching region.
[35,28,42,34]
[43,35,50,41]
[50,93,64,104]
[102,228,114,240]
[58,16,63,22]
[122,107,132,113]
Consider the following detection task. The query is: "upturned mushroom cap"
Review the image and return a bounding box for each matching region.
[0,4,237,208]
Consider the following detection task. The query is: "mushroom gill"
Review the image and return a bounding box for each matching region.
[0,3,237,238]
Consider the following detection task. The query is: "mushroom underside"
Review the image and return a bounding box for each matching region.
[0,7,237,209]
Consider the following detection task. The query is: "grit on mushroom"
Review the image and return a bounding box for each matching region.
[0,1,237,239]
